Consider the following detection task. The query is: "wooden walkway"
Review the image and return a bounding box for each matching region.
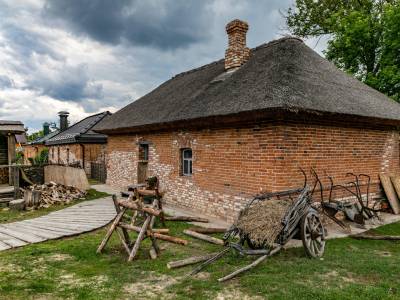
[0,197,116,251]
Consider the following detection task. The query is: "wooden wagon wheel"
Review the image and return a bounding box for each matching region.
[300,210,326,258]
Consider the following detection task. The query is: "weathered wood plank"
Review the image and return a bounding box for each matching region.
[0,240,11,251]
[380,174,400,214]
[0,232,27,247]
[0,226,44,243]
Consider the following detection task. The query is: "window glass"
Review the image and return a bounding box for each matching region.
[182,149,192,175]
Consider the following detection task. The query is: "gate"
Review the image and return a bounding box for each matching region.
[91,162,107,183]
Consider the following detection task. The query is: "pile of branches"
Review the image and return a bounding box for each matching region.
[23,182,86,208]
[235,198,294,248]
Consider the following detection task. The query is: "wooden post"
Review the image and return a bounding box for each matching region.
[13,166,20,199]
[112,195,131,246]
[183,230,224,245]
[7,134,16,186]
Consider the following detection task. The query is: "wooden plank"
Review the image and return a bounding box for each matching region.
[0,240,11,251]
[0,232,27,247]
[24,220,96,231]
[390,175,400,215]
[7,223,61,239]
[380,174,400,214]
[19,221,80,235]
[0,226,44,243]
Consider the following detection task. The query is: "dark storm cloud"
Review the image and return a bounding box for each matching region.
[28,64,104,102]
[43,0,212,49]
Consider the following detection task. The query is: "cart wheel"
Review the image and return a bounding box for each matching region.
[301,210,326,258]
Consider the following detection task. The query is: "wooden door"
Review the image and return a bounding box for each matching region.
[137,162,148,184]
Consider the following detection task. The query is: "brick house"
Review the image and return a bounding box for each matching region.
[95,20,400,222]
[46,111,111,178]
[24,120,60,164]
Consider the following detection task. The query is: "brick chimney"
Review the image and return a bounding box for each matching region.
[225,19,250,70]
[58,111,69,132]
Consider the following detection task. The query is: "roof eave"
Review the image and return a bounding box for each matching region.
[95,108,400,135]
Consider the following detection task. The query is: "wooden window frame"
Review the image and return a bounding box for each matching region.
[181,148,193,176]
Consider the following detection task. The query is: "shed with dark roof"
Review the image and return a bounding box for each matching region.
[97,20,400,222]
[44,112,111,180]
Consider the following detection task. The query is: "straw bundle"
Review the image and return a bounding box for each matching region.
[235,198,294,247]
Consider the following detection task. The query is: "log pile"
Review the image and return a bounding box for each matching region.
[23,182,86,208]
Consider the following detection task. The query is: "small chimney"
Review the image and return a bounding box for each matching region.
[58,111,69,132]
[43,122,50,136]
[225,19,250,70]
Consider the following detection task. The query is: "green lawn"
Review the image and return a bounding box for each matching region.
[0,211,400,299]
[0,189,110,224]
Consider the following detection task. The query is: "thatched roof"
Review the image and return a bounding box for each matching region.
[46,112,110,145]
[96,37,400,134]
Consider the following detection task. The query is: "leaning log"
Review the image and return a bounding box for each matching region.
[187,227,227,234]
[167,253,219,269]
[352,234,400,240]
[218,246,282,282]
[183,230,224,245]
[165,216,209,223]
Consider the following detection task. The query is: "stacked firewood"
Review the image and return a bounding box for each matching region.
[23,182,86,208]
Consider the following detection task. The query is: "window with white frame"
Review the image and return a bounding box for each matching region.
[181,148,192,176]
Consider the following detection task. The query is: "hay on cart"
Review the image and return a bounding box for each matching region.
[235,197,296,247]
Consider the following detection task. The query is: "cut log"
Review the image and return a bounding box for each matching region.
[380,174,400,214]
[128,215,152,261]
[167,253,219,269]
[149,247,158,260]
[187,227,227,234]
[117,200,162,216]
[118,223,169,235]
[165,216,209,223]
[97,209,127,253]
[138,189,157,196]
[183,230,224,245]
[152,232,188,245]
[352,234,400,240]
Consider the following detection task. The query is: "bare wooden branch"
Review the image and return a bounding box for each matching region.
[218,246,282,282]
[183,230,224,245]
[165,216,209,223]
[167,253,219,269]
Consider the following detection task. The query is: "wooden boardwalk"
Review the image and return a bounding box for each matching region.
[0,197,116,251]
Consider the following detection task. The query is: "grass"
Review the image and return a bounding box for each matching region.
[0,189,110,224]
[0,214,400,299]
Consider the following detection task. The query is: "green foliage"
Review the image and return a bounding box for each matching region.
[27,130,44,142]
[28,148,49,166]
[286,0,400,101]
[15,152,24,164]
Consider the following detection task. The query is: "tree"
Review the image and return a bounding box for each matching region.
[27,130,44,142]
[286,0,400,101]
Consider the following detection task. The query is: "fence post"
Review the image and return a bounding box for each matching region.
[13,165,20,199]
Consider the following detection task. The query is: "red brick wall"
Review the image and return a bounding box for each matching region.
[24,145,47,164]
[106,119,399,222]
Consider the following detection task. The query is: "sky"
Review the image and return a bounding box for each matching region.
[0,0,327,133]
